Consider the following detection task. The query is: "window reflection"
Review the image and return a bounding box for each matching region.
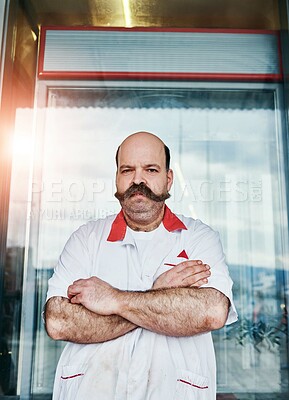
[5,87,289,397]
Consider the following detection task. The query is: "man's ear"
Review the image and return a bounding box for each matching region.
[167,169,173,191]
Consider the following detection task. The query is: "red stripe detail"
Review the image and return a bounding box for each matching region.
[177,379,208,389]
[38,27,282,82]
[162,206,187,232]
[277,32,283,79]
[107,210,127,242]
[177,250,189,259]
[61,373,84,380]
[107,206,187,242]
[164,263,177,267]
[38,27,46,78]
[38,70,282,82]
[41,26,279,35]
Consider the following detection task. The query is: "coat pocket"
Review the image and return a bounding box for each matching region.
[58,364,87,400]
[173,369,209,400]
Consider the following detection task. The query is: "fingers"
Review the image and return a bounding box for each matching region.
[70,294,81,304]
[67,277,96,299]
[184,269,211,287]
[153,260,211,290]
[66,276,118,315]
[173,260,206,273]
[176,265,210,287]
[67,280,83,299]
[174,261,210,278]
[67,284,79,299]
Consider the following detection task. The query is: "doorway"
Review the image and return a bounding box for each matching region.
[5,81,289,398]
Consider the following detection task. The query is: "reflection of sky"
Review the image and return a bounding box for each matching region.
[7,99,287,270]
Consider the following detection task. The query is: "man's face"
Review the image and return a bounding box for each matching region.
[115,134,173,215]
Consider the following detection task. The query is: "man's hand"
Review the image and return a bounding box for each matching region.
[153,260,210,290]
[65,262,228,338]
[67,277,120,315]
[67,260,211,315]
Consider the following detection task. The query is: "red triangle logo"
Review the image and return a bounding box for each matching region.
[177,250,188,259]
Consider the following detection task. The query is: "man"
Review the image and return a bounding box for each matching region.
[44,131,237,400]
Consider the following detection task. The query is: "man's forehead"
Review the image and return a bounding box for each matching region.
[118,145,166,164]
[116,132,167,168]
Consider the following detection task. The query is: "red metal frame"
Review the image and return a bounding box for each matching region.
[38,26,283,82]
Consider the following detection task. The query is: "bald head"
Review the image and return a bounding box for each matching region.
[115,132,170,171]
[115,131,173,230]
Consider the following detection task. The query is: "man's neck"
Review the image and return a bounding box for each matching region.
[122,204,165,232]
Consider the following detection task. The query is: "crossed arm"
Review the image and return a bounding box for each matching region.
[44,260,229,343]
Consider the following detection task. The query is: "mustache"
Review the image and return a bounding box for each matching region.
[115,183,170,202]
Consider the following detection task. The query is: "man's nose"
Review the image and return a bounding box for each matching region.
[132,169,146,185]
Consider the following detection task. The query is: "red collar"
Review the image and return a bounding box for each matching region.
[107,205,187,242]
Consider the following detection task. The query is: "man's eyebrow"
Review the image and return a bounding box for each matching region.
[145,164,161,169]
[119,164,161,169]
[119,164,133,170]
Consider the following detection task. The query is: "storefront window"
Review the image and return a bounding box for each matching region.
[1,1,289,399]
[5,83,288,398]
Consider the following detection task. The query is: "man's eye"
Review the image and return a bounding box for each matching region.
[121,169,132,174]
[147,169,158,173]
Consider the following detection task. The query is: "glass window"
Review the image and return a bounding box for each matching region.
[5,84,289,398]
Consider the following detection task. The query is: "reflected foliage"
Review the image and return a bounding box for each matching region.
[226,316,287,352]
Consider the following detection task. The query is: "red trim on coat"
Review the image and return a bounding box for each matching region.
[61,373,84,380]
[177,249,189,259]
[177,378,208,389]
[107,210,127,242]
[162,206,187,232]
[107,205,187,242]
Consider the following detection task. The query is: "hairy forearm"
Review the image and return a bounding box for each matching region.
[44,296,136,343]
[116,287,229,337]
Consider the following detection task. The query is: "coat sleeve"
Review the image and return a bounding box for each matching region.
[46,223,92,301]
[187,219,238,325]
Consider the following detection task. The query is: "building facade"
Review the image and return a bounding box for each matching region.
[0,0,289,398]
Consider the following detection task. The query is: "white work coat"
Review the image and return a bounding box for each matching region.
[47,206,237,400]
